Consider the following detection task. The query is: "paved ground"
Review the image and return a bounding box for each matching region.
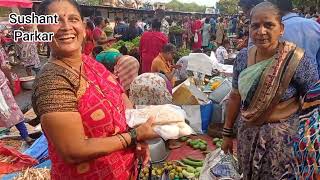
[13,55,48,113]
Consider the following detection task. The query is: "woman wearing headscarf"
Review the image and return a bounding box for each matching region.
[95,49,139,94]
[114,55,140,94]
[32,1,159,179]
[140,18,168,73]
[95,48,121,72]
[129,73,172,106]
[222,2,319,179]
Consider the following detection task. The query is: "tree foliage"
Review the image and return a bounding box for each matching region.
[216,0,239,14]
[76,0,102,5]
[292,0,319,10]
[166,0,207,13]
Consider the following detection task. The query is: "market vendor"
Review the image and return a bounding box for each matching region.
[32,1,159,179]
[222,2,319,179]
[95,48,139,94]
[140,18,168,73]
[92,16,115,49]
[151,43,181,86]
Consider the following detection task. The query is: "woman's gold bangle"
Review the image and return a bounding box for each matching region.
[116,134,126,148]
[119,133,129,147]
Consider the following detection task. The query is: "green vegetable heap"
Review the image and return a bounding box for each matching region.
[169,25,184,34]
[175,48,191,63]
[111,36,140,52]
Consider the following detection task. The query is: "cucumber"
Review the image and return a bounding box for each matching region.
[186,157,203,162]
[179,136,189,142]
[182,158,204,167]
[195,171,200,178]
[216,141,222,148]
[186,165,196,173]
[213,138,220,143]
[182,170,195,179]
[193,143,200,149]
[200,144,207,151]
[196,167,202,172]
[199,139,207,145]
[187,139,192,146]
[189,140,198,146]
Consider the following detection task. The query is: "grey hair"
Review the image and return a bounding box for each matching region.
[250,1,283,22]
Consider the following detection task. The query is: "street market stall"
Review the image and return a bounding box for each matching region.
[0,33,241,180]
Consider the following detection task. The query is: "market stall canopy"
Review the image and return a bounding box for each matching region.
[0,0,33,8]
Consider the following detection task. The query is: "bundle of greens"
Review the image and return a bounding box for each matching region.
[111,36,140,52]
[175,48,191,62]
[169,25,184,34]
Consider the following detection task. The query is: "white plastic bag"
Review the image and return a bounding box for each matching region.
[125,104,186,127]
[194,33,198,43]
[187,53,213,75]
[125,105,195,140]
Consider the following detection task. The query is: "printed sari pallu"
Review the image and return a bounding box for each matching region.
[238,41,305,126]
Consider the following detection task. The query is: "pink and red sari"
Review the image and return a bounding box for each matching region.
[191,20,203,50]
[139,31,168,73]
[49,55,137,180]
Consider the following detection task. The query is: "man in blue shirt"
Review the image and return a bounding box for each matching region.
[209,17,216,34]
[271,0,320,74]
[114,17,129,41]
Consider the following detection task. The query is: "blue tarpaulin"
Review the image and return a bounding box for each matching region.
[23,134,49,163]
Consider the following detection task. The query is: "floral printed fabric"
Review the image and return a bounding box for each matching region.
[16,42,40,68]
[293,81,320,179]
[233,48,319,180]
[129,73,172,106]
[0,69,24,128]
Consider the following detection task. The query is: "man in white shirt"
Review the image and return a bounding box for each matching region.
[155,9,170,36]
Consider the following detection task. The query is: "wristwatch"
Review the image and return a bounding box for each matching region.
[129,128,138,146]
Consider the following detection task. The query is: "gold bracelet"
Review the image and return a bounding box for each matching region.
[119,133,129,147]
[116,134,126,148]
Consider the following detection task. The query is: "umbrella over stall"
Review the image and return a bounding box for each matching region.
[0,0,33,8]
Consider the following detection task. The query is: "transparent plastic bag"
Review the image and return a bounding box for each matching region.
[200,149,241,180]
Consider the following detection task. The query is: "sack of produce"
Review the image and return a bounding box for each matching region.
[126,105,195,140]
